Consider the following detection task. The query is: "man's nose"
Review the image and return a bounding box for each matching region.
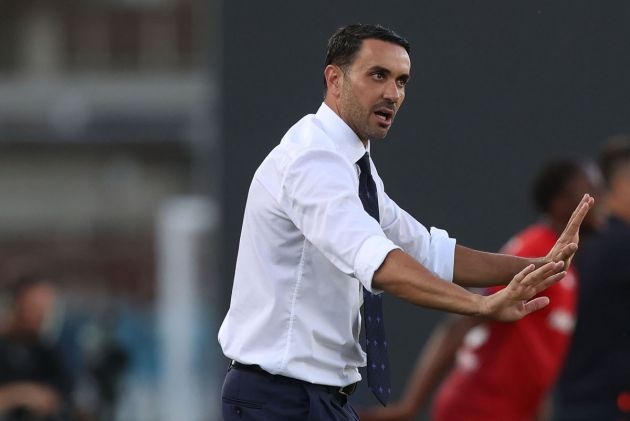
[383,80,402,103]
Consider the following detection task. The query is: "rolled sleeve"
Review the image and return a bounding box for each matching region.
[281,148,398,282]
[354,235,400,293]
[426,227,456,282]
[377,185,456,282]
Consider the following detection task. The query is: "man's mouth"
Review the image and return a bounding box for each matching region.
[373,107,395,127]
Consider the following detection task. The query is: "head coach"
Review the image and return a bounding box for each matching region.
[218,23,593,420]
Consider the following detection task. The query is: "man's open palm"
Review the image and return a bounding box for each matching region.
[482,261,566,322]
[546,194,594,269]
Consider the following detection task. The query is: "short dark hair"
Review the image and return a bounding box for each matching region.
[323,24,410,91]
[532,160,584,213]
[598,134,630,188]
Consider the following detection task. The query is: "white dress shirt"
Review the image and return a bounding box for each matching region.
[218,103,456,387]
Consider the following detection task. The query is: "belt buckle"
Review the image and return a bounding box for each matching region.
[338,382,357,397]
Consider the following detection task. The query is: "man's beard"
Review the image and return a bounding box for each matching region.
[340,84,389,141]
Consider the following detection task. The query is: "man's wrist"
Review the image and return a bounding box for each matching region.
[530,257,550,269]
[473,294,489,318]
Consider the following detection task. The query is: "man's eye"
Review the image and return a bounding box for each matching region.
[373,73,385,80]
[397,79,408,88]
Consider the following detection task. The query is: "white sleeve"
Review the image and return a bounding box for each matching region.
[378,188,456,282]
[280,149,399,292]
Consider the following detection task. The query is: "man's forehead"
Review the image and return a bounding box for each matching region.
[354,39,411,71]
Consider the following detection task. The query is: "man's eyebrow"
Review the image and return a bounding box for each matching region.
[367,65,391,75]
[367,65,410,81]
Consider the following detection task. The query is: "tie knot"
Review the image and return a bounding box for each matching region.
[357,152,371,174]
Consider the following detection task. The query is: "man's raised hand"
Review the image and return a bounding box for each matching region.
[480,261,566,322]
[546,193,594,269]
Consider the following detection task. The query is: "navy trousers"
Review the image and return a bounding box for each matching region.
[221,364,359,420]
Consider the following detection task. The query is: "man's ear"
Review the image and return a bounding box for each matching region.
[324,65,343,98]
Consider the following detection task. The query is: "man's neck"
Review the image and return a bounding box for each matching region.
[323,98,369,148]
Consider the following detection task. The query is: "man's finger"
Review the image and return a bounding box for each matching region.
[556,243,578,261]
[567,194,591,226]
[511,264,536,285]
[522,296,550,316]
[561,195,592,238]
[521,261,564,286]
[531,270,567,295]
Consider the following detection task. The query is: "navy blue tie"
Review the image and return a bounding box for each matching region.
[357,152,391,406]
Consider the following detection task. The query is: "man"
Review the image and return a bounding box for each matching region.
[0,275,74,420]
[553,137,630,421]
[359,160,602,421]
[218,24,593,420]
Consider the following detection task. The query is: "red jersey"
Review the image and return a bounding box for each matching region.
[432,225,578,421]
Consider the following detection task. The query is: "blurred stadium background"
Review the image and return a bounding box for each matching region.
[1,0,629,420]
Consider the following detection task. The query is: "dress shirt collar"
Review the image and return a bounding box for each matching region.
[315,102,370,164]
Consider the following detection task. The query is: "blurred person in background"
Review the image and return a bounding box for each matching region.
[0,275,75,421]
[553,137,630,421]
[359,159,603,421]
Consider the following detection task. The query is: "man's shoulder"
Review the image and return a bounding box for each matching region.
[258,113,342,171]
[279,112,339,156]
[253,112,348,190]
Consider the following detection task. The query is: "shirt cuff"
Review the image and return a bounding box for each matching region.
[354,235,400,293]
[427,227,456,282]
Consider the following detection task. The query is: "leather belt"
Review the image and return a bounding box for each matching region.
[230,360,358,397]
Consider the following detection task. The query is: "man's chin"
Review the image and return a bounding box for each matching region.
[368,128,391,141]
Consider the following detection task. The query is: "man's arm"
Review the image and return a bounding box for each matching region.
[453,246,542,287]
[452,194,593,288]
[358,314,480,421]
[373,249,564,321]
[373,195,592,320]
